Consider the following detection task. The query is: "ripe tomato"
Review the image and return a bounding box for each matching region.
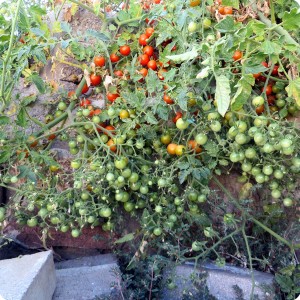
[107,92,120,103]
[110,53,120,63]
[94,56,106,67]
[90,73,102,86]
[114,70,124,77]
[80,98,91,107]
[255,104,265,115]
[68,90,75,98]
[163,94,174,104]
[232,50,243,61]
[253,72,261,79]
[139,68,148,78]
[105,125,115,133]
[267,95,275,106]
[107,139,117,152]
[47,133,56,141]
[139,54,150,66]
[154,0,161,3]
[81,83,89,94]
[27,135,38,148]
[172,112,183,123]
[145,28,154,38]
[188,140,202,154]
[139,34,148,46]
[272,65,279,76]
[167,143,178,155]
[224,6,233,14]
[143,45,154,56]
[147,60,157,70]
[261,84,273,96]
[119,45,131,56]
[190,0,200,7]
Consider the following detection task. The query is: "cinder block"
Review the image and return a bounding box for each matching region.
[161,262,274,300]
[0,250,56,300]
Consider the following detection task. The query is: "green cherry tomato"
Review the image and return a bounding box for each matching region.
[153,227,162,236]
[195,133,208,145]
[176,118,189,130]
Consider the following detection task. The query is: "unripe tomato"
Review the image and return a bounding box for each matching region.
[176,118,189,130]
[175,145,185,156]
[283,197,293,207]
[252,96,264,107]
[71,229,80,238]
[195,133,208,145]
[190,0,200,7]
[188,21,198,33]
[202,18,212,29]
[153,227,162,236]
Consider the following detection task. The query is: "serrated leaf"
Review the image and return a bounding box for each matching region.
[177,10,187,30]
[115,233,134,244]
[261,40,282,55]
[31,27,45,37]
[146,69,159,94]
[215,75,231,117]
[192,168,210,180]
[61,40,70,48]
[16,107,27,127]
[30,74,46,93]
[52,21,62,33]
[61,21,71,34]
[156,104,169,120]
[156,31,172,47]
[221,0,239,9]
[244,64,268,75]
[177,161,190,170]
[214,16,235,33]
[179,169,192,184]
[0,151,10,163]
[282,7,300,31]
[286,78,300,107]
[86,29,111,42]
[166,47,198,63]
[0,116,10,125]
[145,112,158,124]
[231,75,254,111]
[177,89,188,111]
[21,95,36,107]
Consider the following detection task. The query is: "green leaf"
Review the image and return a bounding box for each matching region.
[61,22,71,34]
[231,75,254,111]
[21,95,37,106]
[31,27,45,37]
[156,104,169,121]
[286,78,300,107]
[244,64,268,75]
[29,5,46,15]
[86,29,111,42]
[282,8,300,31]
[261,41,282,55]
[114,233,134,244]
[30,74,45,93]
[16,107,27,127]
[145,112,158,124]
[215,75,231,117]
[177,10,187,31]
[166,47,198,63]
[0,116,10,125]
[179,169,192,184]
[214,16,235,33]
[177,161,190,170]
[221,0,239,9]
[0,151,10,163]
[177,88,188,111]
[146,69,160,94]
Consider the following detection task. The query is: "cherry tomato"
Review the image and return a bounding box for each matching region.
[261,84,273,95]
[143,45,154,56]
[161,133,172,145]
[167,143,178,155]
[175,145,185,156]
[272,65,279,76]
[139,54,150,66]
[147,60,157,70]
[139,68,148,78]
[172,112,183,123]
[94,56,106,67]
[187,140,202,154]
[107,93,120,103]
[110,53,120,63]
[176,118,189,130]
[139,34,148,46]
[255,104,265,115]
[145,28,154,38]
[232,50,243,61]
[81,83,89,94]
[107,139,117,152]
[119,110,130,119]
[80,98,91,107]
[114,70,124,77]
[90,73,102,86]
[224,6,233,14]
[163,94,174,104]
[190,0,201,7]
[119,45,131,56]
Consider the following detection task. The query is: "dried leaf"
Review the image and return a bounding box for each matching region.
[64,7,72,22]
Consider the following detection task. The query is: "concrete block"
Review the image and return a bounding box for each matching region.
[0,250,56,300]
[161,262,275,300]
[55,253,116,270]
[53,260,119,300]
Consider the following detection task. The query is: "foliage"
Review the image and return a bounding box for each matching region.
[0,0,300,298]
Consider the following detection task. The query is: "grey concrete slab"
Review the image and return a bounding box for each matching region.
[55,253,117,269]
[52,262,119,300]
[0,250,56,300]
[161,262,275,300]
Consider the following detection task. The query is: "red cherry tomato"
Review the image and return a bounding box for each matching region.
[119,45,131,56]
[107,93,120,103]
[172,112,183,123]
[139,54,150,66]
[94,56,106,67]
[139,34,148,46]
[90,74,102,86]
[163,94,174,105]
[143,45,154,56]
[110,53,120,63]
[81,83,89,94]
[145,28,154,38]
[147,60,157,70]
